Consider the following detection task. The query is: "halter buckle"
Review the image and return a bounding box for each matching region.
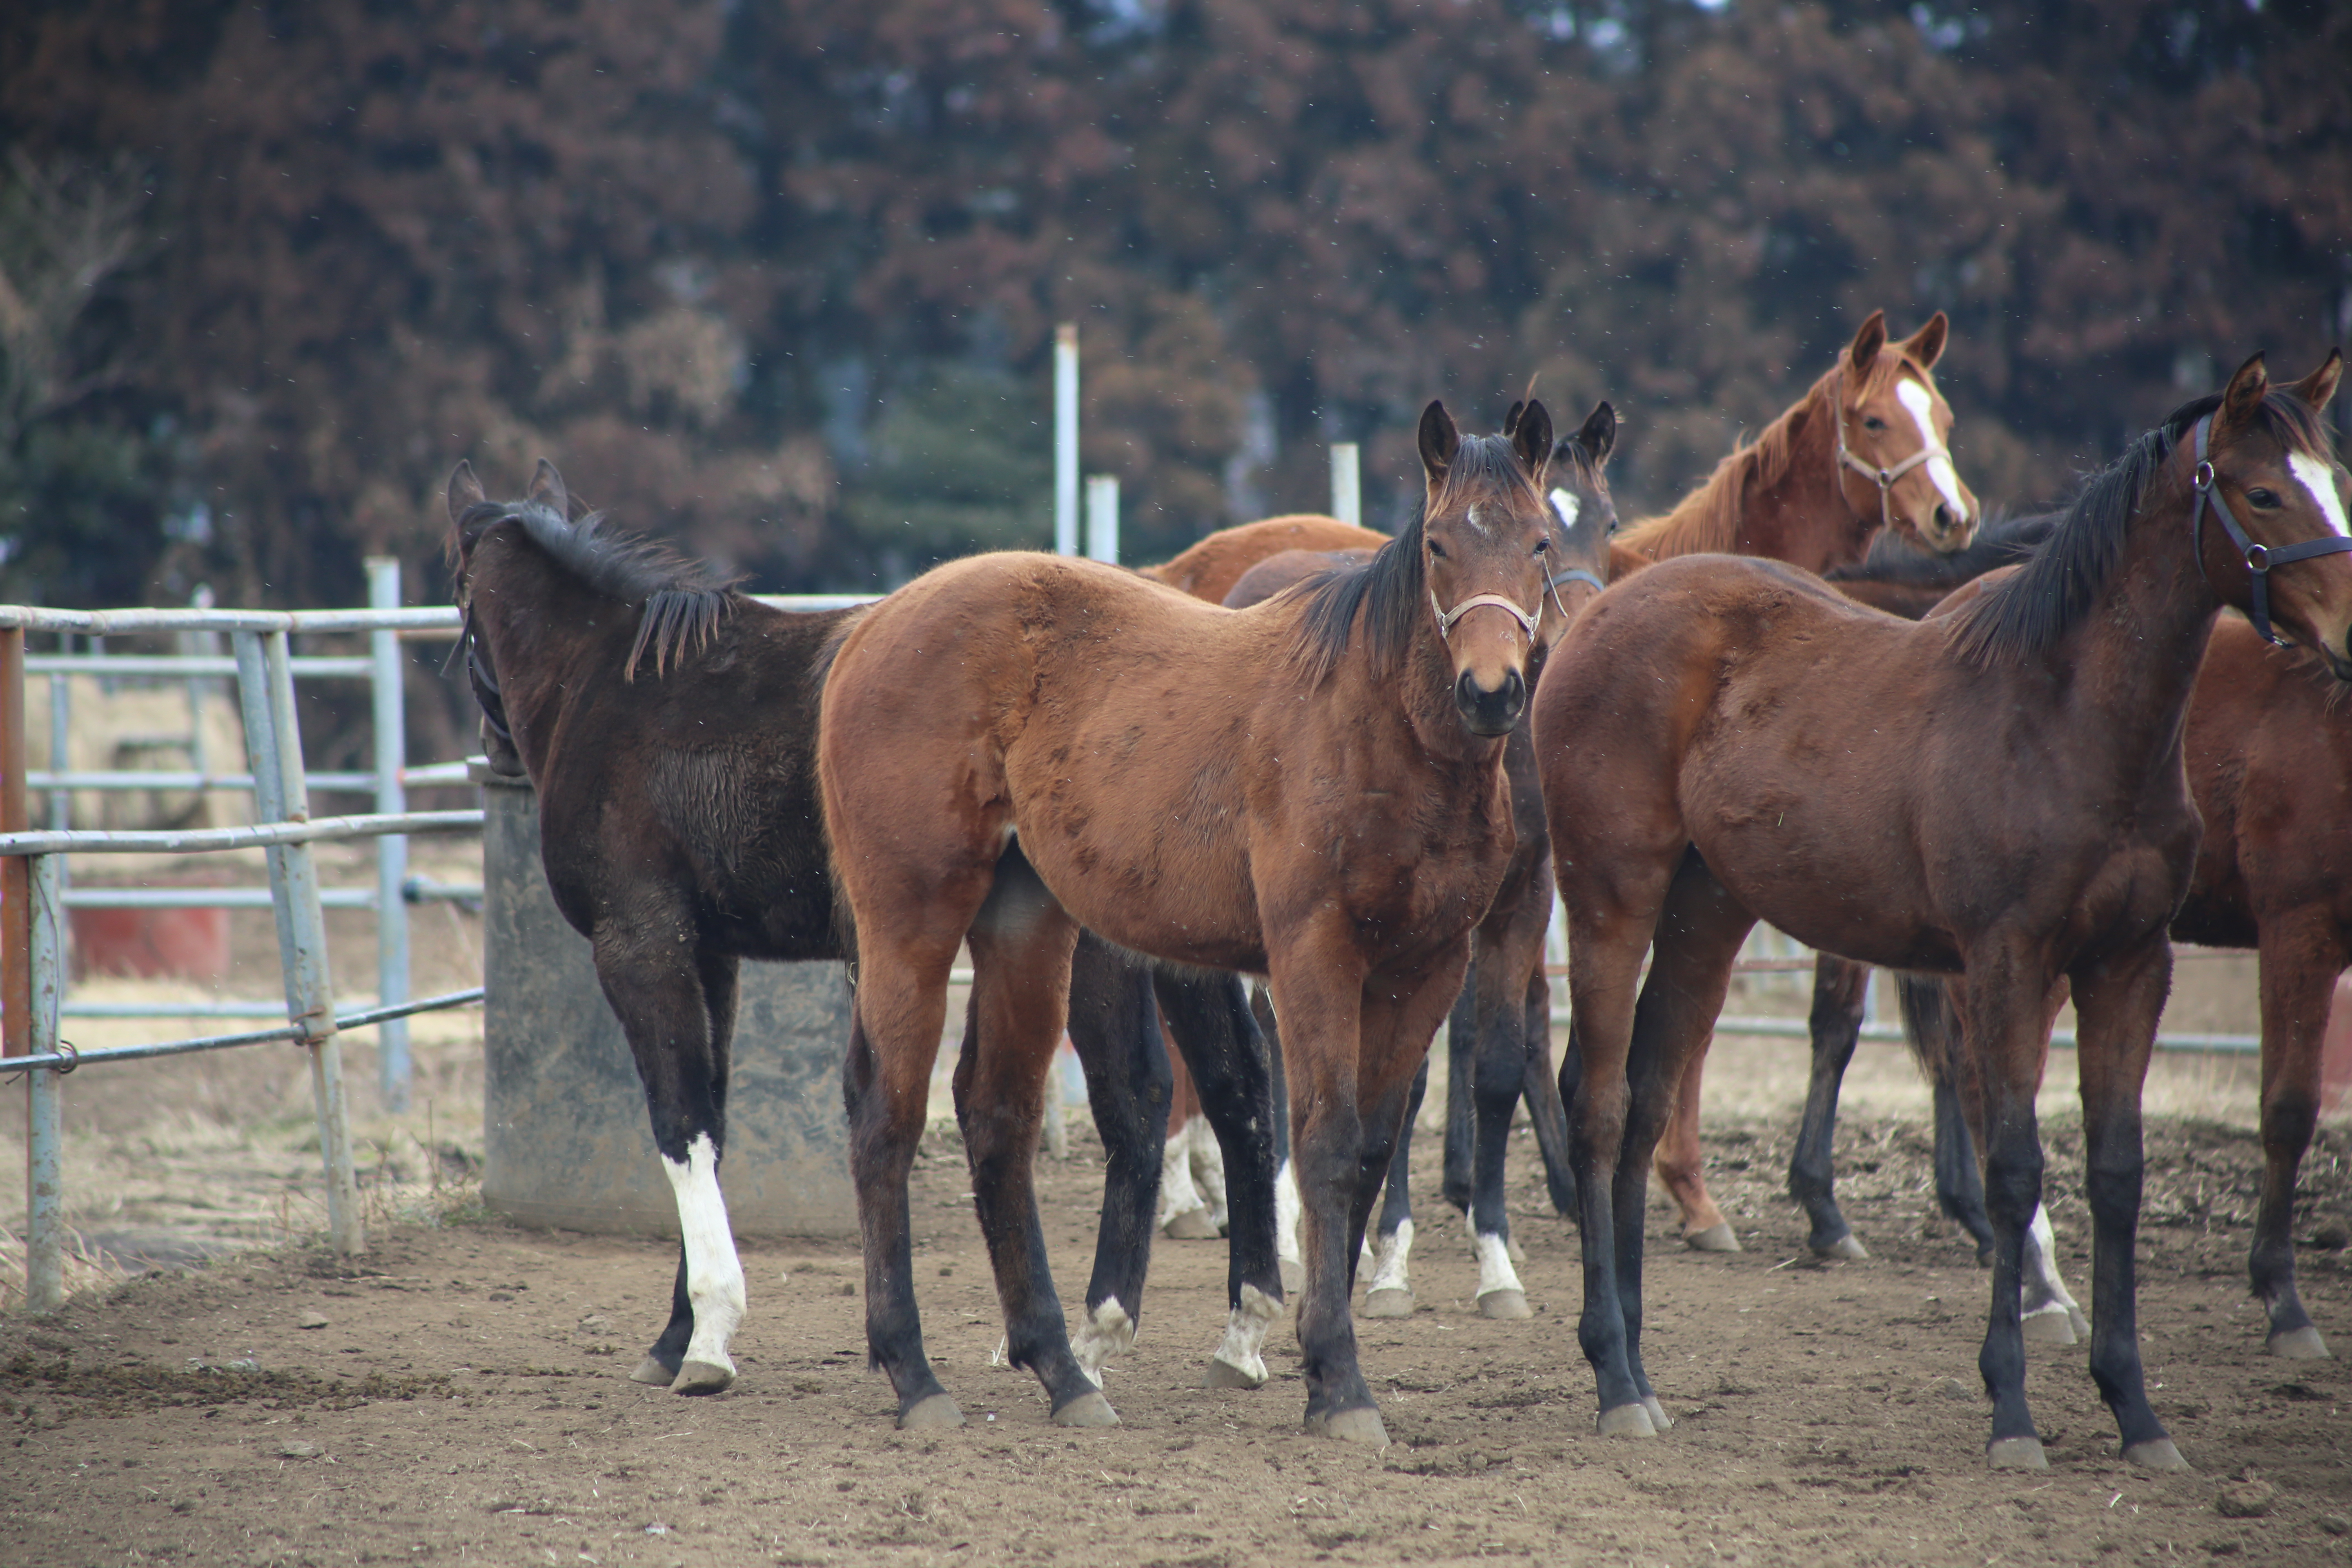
[2244,543,2270,573]
[2193,460,2216,494]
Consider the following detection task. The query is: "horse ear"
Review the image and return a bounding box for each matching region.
[1501,399,1526,439]
[446,461,486,523]
[1512,399,1553,480]
[2218,353,2270,432]
[1901,312,1949,372]
[1847,310,1889,377]
[1571,401,1617,467]
[1419,400,1460,483]
[527,459,570,519]
[2287,348,2343,414]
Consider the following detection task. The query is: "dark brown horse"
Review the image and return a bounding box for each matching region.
[447,461,1288,1404]
[1535,353,2351,1468]
[818,402,1566,1441]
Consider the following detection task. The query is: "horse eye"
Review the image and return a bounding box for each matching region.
[1427,541,1447,559]
[1862,416,1886,432]
[2246,487,2282,509]
[1533,537,1550,555]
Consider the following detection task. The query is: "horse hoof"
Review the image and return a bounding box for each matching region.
[2068,1307,2091,1341]
[2267,1325,2332,1361]
[2123,1438,2190,1472]
[1987,1437,2048,1470]
[1279,1260,1306,1293]
[898,1392,965,1431]
[1507,1236,1527,1266]
[2021,1307,2077,1347]
[1203,1356,1267,1390]
[1642,1396,1673,1432]
[1163,1207,1220,1241]
[1306,1406,1390,1446]
[669,1360,735,1396]
[1596,1403,1657,1438]
[1812,1234,1869,1262]
[1361,1287,1414,1319]
[1684,1223,1741,1254]
[630,1356,680,1388]
[1477,1288,1532,1321]
[1052,1390,1120,1428]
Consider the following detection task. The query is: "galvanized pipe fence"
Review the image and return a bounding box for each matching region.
[1,584,875,1313]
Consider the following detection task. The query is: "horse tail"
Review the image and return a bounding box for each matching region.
[1896,972,1968,1100]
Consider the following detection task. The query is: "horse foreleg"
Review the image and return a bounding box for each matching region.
[2069,940,2188,1470]
[1964,954,2057,1470]
[958,891,1109,1427]
[1441,959,1477,1213]
[1469,933,1540,1318]
[1253,984,1306,1293]
[1652,1047,1735,1252]
[2251,916,2344,1360]
[598,933,743,1396]
[1155,965,1287,1389]
[1788,954,1872,1260]
[1360,1059,1424,1319]
[1520,962,1577,1217]
[1062,934,1170,1387]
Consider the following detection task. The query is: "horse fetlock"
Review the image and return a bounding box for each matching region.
[1472,1231,1530,1319]
[1071,1296,1135,1386]
[1207,1284,1284,1388]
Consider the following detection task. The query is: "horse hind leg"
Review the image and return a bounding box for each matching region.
[1904,974,1997,1263]
[1061,934,1169,1388]
[1519,963,1577,1216]
[1469,964,1535,1318]
[597,931,744,1396]
[1654,1048,1738,1252]
[1361,1059,1425,1319]
[2250,919,2342,1360]
[1788,955,1871,1260]
[1253,984,1307,1293]
[2019,1204,2089,1346]
[956,857,1110,1426]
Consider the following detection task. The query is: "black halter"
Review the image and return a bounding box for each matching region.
[2189,414,2352,647]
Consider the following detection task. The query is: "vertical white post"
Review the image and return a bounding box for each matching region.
[1330,443,1362,529]
[1085,475,1119,565]
[1054,324,1080,557]
[25,852,63,1312]
[367,558,411,1111]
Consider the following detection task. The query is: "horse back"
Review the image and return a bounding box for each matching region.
[1148,515,1387,606]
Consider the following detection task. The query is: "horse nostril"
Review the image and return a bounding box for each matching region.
[1454,668,1527,735]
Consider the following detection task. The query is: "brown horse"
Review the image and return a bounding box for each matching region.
[1536,353,2351,1468]
[818,401,1566,1440]
[1604,310,1974,585]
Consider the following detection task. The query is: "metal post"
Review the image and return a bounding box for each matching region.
[1330,443,1362,529]
[235,630,363,1256]
[25,851,62,1311]
[367,558,410,1110]
[1054,324,1080,557]
[47,642,69,832]
[1085,475,1119,566]
[2,624,28,1062]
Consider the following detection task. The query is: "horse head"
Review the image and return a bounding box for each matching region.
[2197,350,2352,677]
[1417,398,1558,737]
[1833,310,1977,555]
[1539,400,1619,627]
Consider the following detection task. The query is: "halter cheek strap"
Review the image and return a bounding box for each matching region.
[2189,413,2352,647]
[1429,587,1540,644]
[1833,365,1944,532]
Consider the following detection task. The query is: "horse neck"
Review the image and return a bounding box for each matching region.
[1353,606,1512,776]
[2051,477,2219,772]
[469,541,625,770]
[1735,388,1878,574]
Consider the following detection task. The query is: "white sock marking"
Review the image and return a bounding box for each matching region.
[2289,452,2350,538]
[1071,1296,1134,1387]
[1187,1117,1229,1233]
[1209,1283,1283,1385]
[1366,1217,1414,1296]
[1473,1228,1524,1301]
[1548,488,1581,531]
[660,1133,744,1376]
[2020,1203,2082,1322]
[1157,1116,1209,1234]
[1274,1158,1303,1274]
[1896,378,1969,521]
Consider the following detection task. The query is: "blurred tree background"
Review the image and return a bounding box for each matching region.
[0,0,2345,615]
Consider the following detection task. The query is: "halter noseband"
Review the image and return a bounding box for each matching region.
[2189,413,2352,647]
[1833,364,1946,532]
[1429,587,1540,644]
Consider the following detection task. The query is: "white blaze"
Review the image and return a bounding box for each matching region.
[660,1133,745,1376]
[2289,452,2350,538]
[1896,378,1969,521]
[1548,488,1581,531]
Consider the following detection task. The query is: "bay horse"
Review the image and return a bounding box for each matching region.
[448,461,1289,1403]
[1535,352,2352,1467]
[818,401,1568,1440]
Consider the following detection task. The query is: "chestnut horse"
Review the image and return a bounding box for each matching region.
[819,402,1567,1440]
[1536,353,2352,1467]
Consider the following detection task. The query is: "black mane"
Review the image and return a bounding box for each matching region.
[454,498,742,680]
[1828,507,2056,592]
[1290,432,1539,682]
[1950,390,2333,666]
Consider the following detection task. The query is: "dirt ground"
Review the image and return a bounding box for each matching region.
[5,840,2350,1565]
[6,1097,2352,1566]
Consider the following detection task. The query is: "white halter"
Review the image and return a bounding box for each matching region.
[1833,363,1946,530]
[1428,588,1540,643]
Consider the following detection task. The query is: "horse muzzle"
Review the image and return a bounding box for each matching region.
[1454,667,1526,737]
